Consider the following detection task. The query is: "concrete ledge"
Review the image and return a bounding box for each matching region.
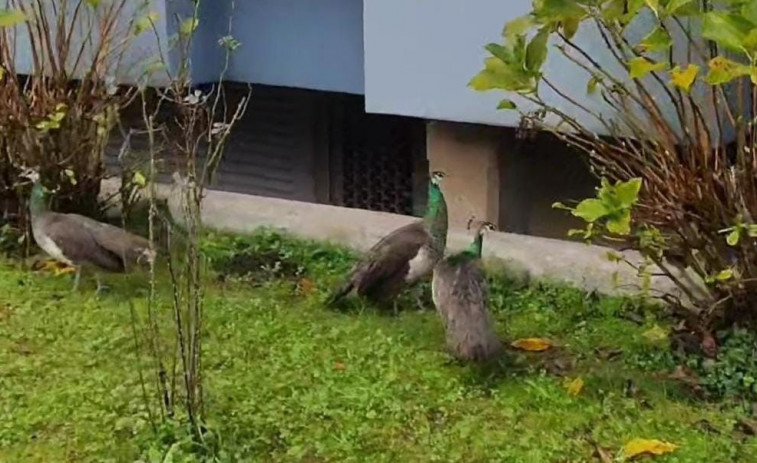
[101,179,691,300]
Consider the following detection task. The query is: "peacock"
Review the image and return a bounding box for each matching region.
[328,171,448,310]
[432,219,502,362]
[27,172,155,292]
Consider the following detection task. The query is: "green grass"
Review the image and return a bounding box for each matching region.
[1,230,756,462]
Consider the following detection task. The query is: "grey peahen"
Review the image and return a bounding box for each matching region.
[28,174,155,292]
[328,171,449,309]
[432,219,502,362]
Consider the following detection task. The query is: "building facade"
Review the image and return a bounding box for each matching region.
[14,0,637,239]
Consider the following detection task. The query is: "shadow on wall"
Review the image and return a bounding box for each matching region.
[499,131,598,240]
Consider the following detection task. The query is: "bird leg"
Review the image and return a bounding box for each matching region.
[94,274,110,295]
[72,267,82,292]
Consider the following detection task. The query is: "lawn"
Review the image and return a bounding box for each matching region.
[1,230,755,462]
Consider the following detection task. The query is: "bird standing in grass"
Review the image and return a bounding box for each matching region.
[328,171,449,310]
[27,172,155,292]
[432,219,501,362]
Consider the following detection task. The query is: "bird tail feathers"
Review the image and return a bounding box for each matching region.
[326,281,354,307]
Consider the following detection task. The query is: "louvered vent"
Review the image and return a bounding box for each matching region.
[338,104,422,216]
[213,86,316,201]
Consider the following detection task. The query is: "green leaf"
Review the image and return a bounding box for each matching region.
[133,171,147,188]
[628,57,667,79]
[603,0,644,24]
[503,15,534,40]
[744,29,757,51]
[562,16,580,40]
[606,210,632,235]
[469,56,535,93]
[179,17,199,36]
[715,268,734,282]
[485,43,513,63]
[666,0,692,15]
[552,201,573,211]
[497,99,518,110]
[702,12,753,52]
[525,27,550,73]
[727,228,741,246]
[747,225,757,238]
[670,64,699,92]
[705,56,750,85]
[587,75,601,94]
[0,9,27,27]
[572,198,609,222]
[637,27,672,53]
[85,0,100,8]
[615,178,642,207]
[645,0,660,18]
[135,12,160,35]
[744,2,757,26]
[533,0,585,22]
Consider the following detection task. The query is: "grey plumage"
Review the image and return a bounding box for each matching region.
[432,222,501,362]
[33,211,154,272]
[329,221,440,305]
[28,177,154,291]
[328,171,448,308]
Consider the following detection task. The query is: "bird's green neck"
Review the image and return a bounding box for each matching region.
[447,226,486,266]
[29,182,49,218]
[423,182,448,250]
[466,229,485,258]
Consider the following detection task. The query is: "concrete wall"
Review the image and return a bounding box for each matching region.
[100,177,692,302]
[425,120,597,240]
[166,0,364,94]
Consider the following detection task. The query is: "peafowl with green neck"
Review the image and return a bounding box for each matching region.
[432,219,502,362]
[328,171,449,309]
[26,171,155,292]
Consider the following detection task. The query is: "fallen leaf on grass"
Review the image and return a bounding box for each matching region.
[32,259,75,276]
[511,338,554,352]
[642,324,668,343]
[333,361,346,371]
[622,438,678,459]
[298,277,316,295]
[565,377,584,396]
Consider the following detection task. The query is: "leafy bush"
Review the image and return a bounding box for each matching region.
[472,0,757,330]
[687,328,757,400]
[0,1,150,242]
[202,229,356,284]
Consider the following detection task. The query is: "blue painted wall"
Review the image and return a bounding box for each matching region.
[178,0,365,94]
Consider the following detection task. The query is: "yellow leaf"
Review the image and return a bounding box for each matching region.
[623,438,678,458]
[511,338,554,352]
[670,64,699,92]
[180,17,199,36]
[642,324,668,343]
[0,9,27,28]
[135,12,160,35]
[0,65,5,80]
[565,377,584,396]
[628,57,667,79]
[132,171,147,188]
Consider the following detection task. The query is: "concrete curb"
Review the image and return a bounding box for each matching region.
[102,178,693,300]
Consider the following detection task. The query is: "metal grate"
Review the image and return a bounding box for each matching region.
[340,111,419,215]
